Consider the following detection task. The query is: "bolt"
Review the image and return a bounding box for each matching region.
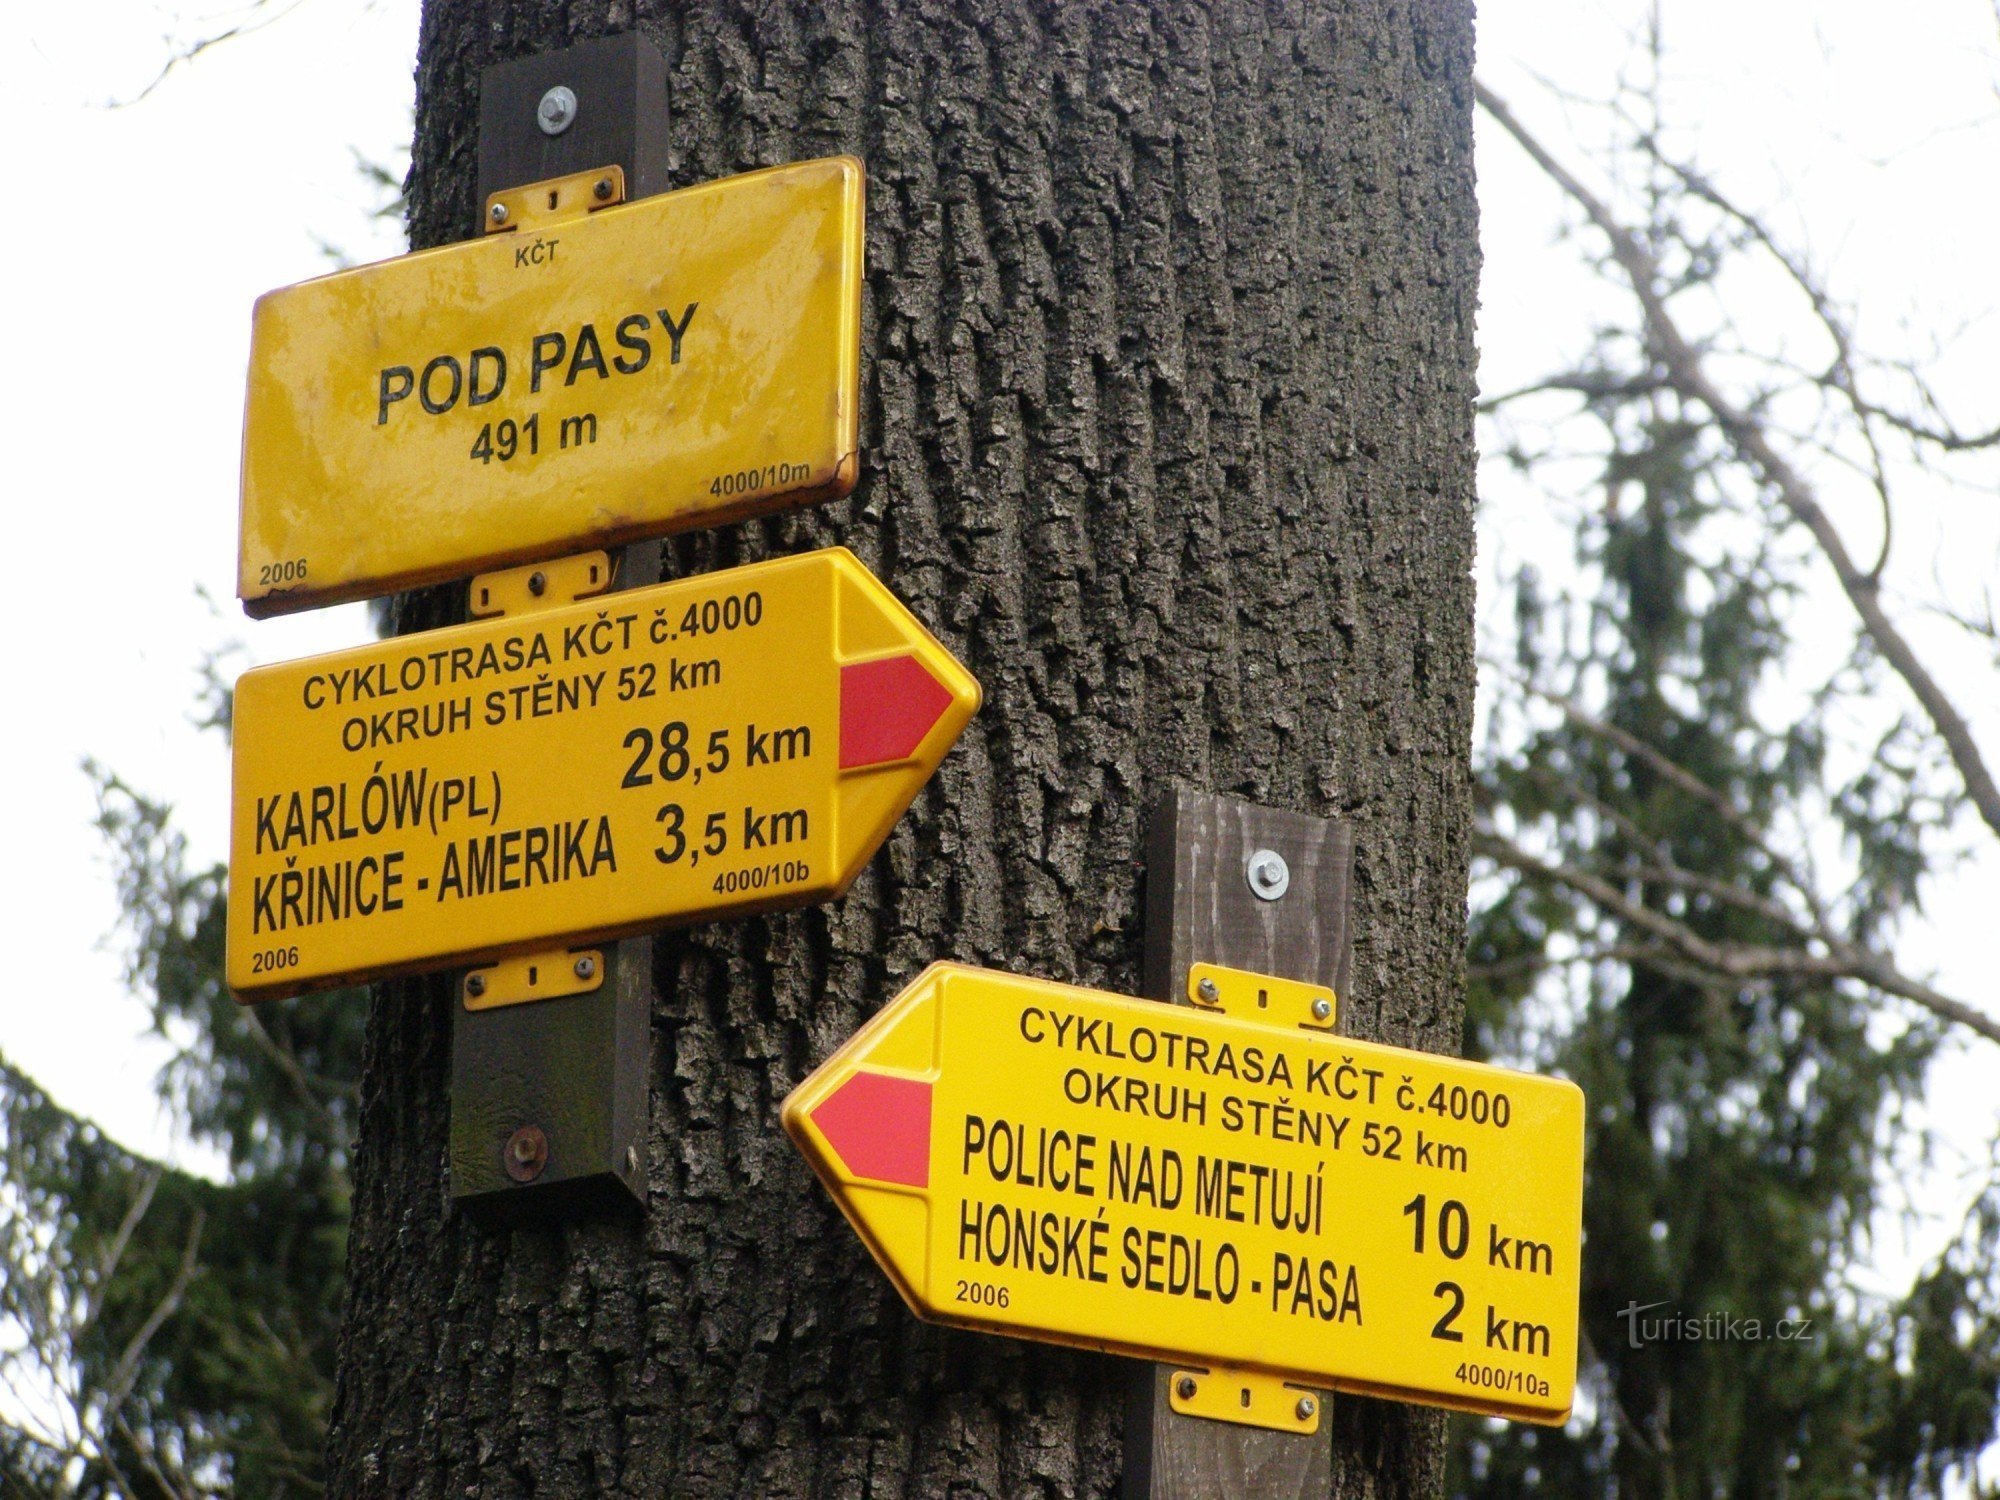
[625,1145,640,1174]
[1175,1376,1197,1401]
[488,201,509,226]
[574,955,597,980]
[1197,976,1220,1004]
[504,1124,549,1183]
[1296,1396,1316,1421]
[594,176,614,201]
[537,85,578,136]
[1246,848,1291,901]
[528,570,547,596]
[1312,996,1332,1021]
[465,973,486,998]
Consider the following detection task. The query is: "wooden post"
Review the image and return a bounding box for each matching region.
[447,34,671,1221]
[1126,786,1356,1499]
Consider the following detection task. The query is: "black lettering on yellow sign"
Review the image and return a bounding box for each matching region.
[375,303,700,425]
[252,850,407,935]
[434,816,617,902]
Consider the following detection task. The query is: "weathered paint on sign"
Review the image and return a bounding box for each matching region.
[227,550,977,1001]
[784,963,1584,1424]
[238,157,863,615]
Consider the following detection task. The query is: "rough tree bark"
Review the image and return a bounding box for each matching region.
[327,3,1479,1495]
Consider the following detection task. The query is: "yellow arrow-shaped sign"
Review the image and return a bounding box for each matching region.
[238,156,863,616]
[784,963,1584,1425]
[226,549,978,1002]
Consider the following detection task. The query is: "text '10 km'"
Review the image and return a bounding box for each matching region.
[785,964,1585,1425]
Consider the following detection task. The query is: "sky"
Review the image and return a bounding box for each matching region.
[4,0,415,1168]
[3,0,1998,1455]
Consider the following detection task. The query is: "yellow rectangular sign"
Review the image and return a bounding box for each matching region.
[784,964,1585,1424]
[238,157,864,616]
[226,550,978,1001]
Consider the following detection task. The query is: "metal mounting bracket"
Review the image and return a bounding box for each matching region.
[462,947,605,1011]
[469,550,613,619]
[483,164,627,234]
[1169,1365,1325,1435]
[1185,962,1339,1033]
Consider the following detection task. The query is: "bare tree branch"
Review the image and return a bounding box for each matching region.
[77,1171,161,1347]
[1477,830,2000,1043]
[1482,657,1843,935]
[97,1208,204,1441]
[240,1008,351,1135]
[111,0,313,107]
[1477,80,2000,845]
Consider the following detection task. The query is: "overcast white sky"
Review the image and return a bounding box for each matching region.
[4,0,1998,1433]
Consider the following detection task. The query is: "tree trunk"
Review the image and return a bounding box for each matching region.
[327,2,1479,1495]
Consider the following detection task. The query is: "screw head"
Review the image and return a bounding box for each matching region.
[625,1145,640,1174]
[1246,848,1291,901]
[504,1124,549,1183]
[464,973,486,998]
[488,201,509,225]
[1296,1395,1316,1421]
[574,955,596,980]
[594,176,614,201]
[1175,1376,1198,1400]
[537,85,577,136]
[1311,996,1332,1021]
[528,571,547,596]
[1196,976,1220,1003]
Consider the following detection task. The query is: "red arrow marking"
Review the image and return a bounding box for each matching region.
[810,1070,932,1188]
[840,655,956,768]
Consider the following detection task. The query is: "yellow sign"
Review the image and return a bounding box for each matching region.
[226,549,978,1001]
[238,157,864,616]
[783,964,1584,1425]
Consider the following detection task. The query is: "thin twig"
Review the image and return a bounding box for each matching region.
[1478,830,2000,1043]
[1477,80,2000,844]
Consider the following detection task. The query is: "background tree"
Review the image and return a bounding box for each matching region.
[0,743,360,1497]
[1456,26,2000,1495]
[327,2,1480,1495]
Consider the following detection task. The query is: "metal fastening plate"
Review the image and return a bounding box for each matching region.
[1170,1366,1324,1434]
[1186,962,1338,1033]
[469,550,613,619]
[463,948,604,1011]
[484,164,625,233]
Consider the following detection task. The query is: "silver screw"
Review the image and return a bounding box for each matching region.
[574,956,596,980]
[1197,976,1220,1004]
[465,973,486,998]
[1296,1396,1316,1421]
[537,85,578,136]
[488,201,509,225]
[1246,848,1290,901]
[1311,996,1332,1021]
